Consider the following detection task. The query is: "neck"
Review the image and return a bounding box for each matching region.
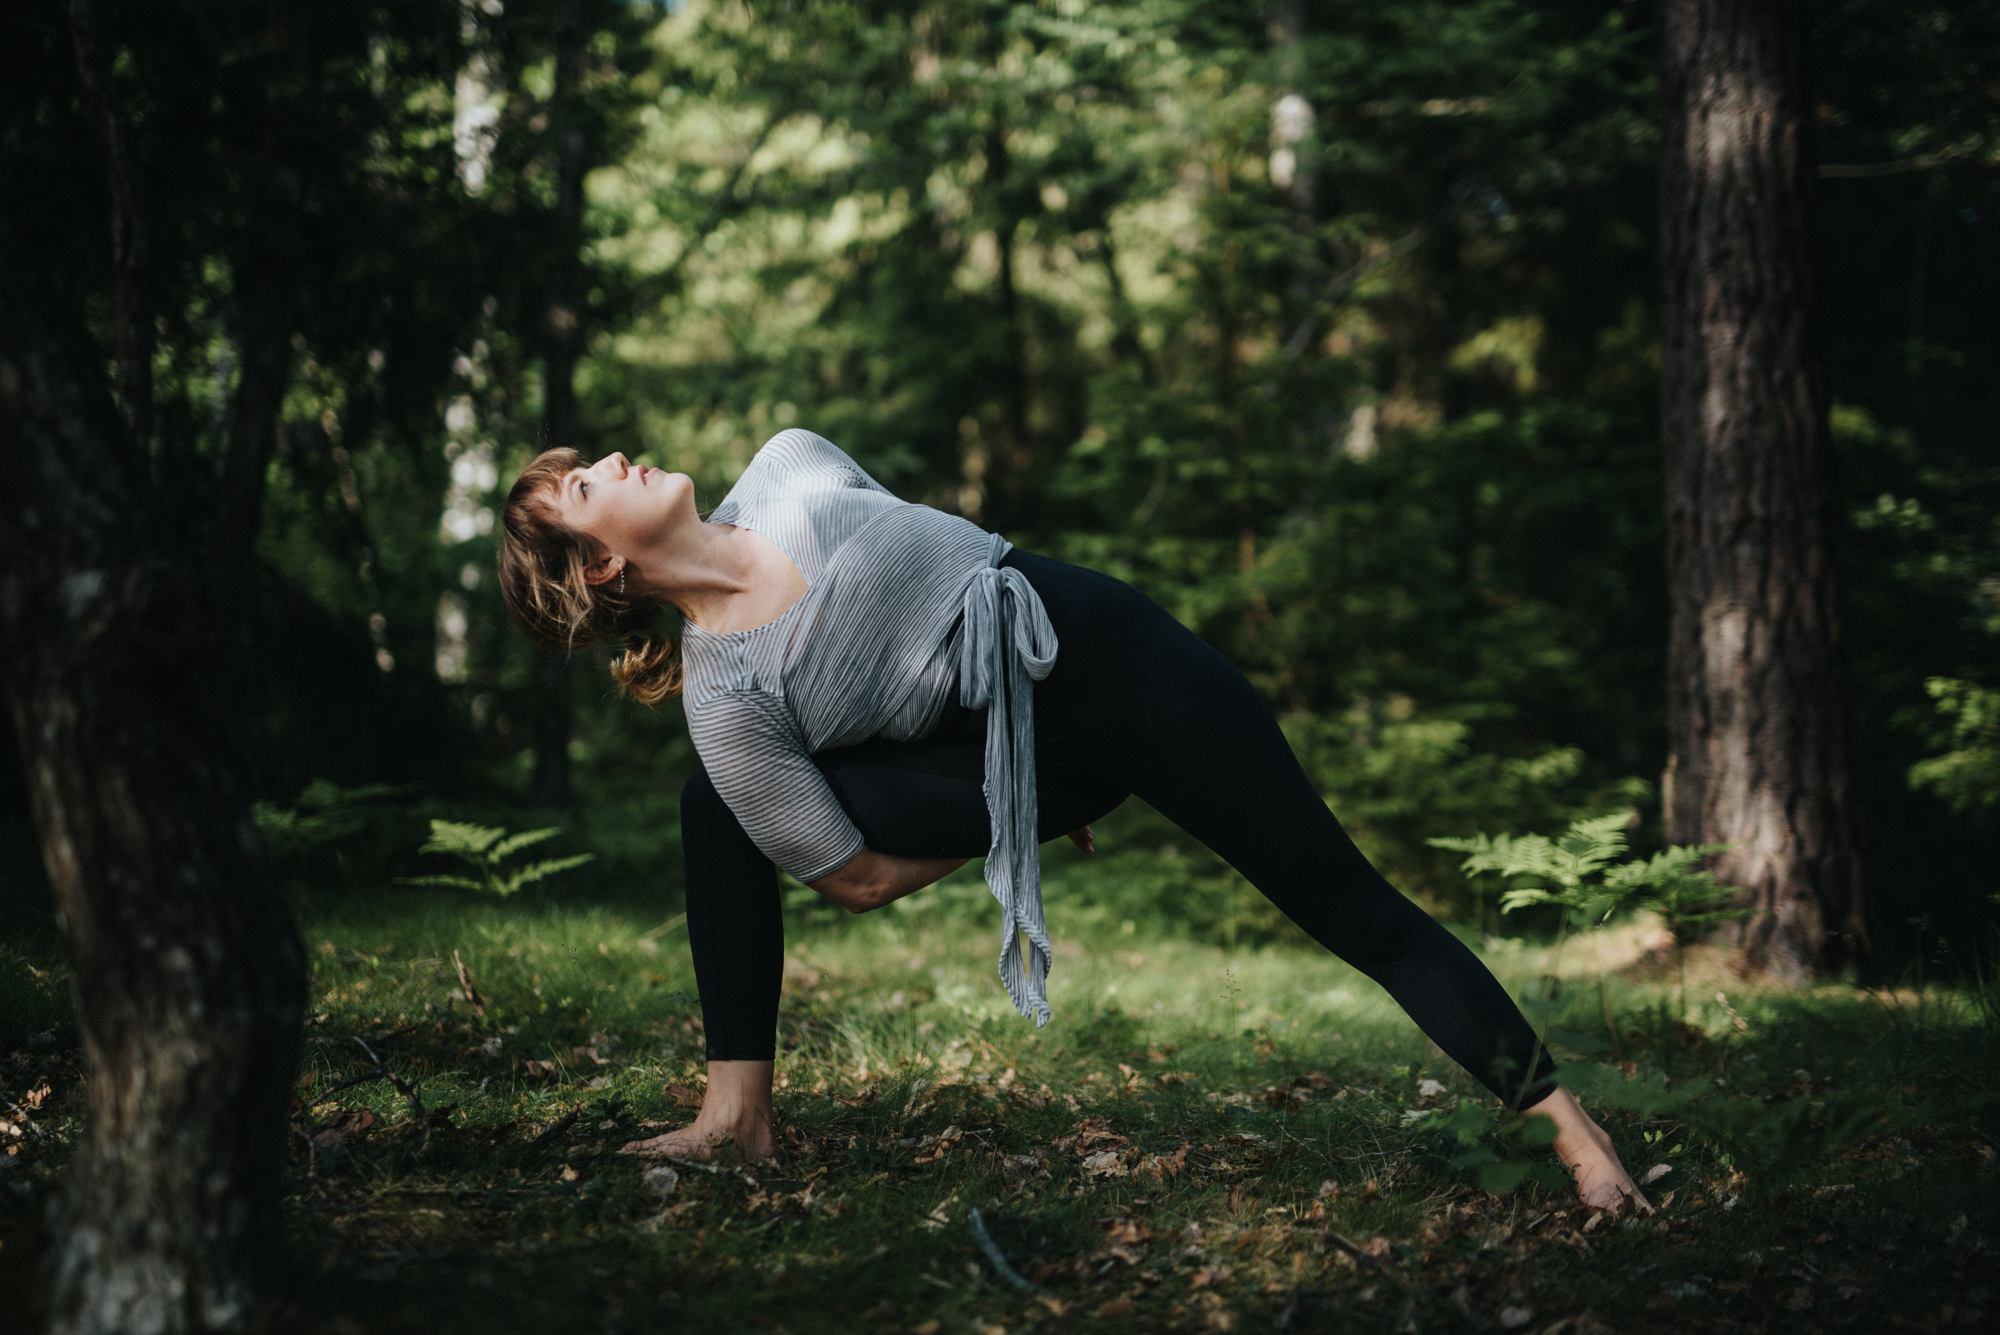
[632,518,756,627]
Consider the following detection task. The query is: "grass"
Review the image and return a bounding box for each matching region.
[3,871,1997,1333]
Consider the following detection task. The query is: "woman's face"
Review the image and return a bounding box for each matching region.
[550,452,695,580]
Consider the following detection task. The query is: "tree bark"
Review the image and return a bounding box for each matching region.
[528,0,590,813]
[1658,0,1866,979]
[213,260,290,626]
[68,0,152,456]
[0,253,308,1333]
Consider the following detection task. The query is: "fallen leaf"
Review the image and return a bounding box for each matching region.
[1417,1078,1447,1099]
[310,1109,375,1149]
[665,1083,704,1109]
[1137,1144,1189,1181]
[1096,1298,1136,1318]
[1498,1305,1534,1329]
[1189,1265,1231,1290]
[640,1167,678,1198]
[837,1084,880,1108]
[1081,1149,1129,1179]
[1053,1116,1129,1153]
[1104,1219,1154,1247]
[1642,1163,1673,1184]
[559,1165,580,1183]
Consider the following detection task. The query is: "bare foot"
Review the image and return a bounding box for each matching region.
[619,1118,773,1164]
[1534,1087,1653,1214]
[619,1059,777,1165]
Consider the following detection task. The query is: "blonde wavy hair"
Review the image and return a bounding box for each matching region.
[498,447,683,705]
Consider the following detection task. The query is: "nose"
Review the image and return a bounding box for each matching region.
[596,452,629,477]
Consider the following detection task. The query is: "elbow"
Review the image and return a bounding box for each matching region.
[844,884,890,914]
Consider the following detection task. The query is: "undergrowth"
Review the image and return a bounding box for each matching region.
[2,877,1995,1333]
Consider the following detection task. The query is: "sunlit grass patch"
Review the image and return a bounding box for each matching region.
[3,883,1995,1333]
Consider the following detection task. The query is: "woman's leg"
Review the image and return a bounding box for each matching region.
[643,733,1116,1162]
[681,768,786,1063]
[1004,551,1556,1104]
[1003,551,1646,1208]
[624,768,783,1160]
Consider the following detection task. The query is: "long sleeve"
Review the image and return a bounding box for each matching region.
[685,687,866,883]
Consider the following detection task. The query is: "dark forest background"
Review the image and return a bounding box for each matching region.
[3,0,1995,967]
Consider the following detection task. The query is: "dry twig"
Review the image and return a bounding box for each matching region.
[352,1035,429,1155]
[969,1207,1053,1297]
[452,950,487,1018]
[526,1109,580,1150]
[1,1095,47,1140]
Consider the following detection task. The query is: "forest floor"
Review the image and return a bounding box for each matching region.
[1,880,1995,1334]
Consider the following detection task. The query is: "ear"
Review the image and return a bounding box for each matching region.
[582,554,623,588]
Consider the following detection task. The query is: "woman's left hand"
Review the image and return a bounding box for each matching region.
[1066,825,1095,854]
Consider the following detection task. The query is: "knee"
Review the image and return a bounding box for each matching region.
[1320,876,1436,971]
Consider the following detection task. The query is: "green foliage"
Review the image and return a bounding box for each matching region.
[1621,846,1754,945]
[396,820,593,899]
[1908,677,2000,816]
[1430,814,1744,939]
[1419,1098,1569,1196]
[253,781,412,862]
[7,0,2000,963]
[1567,1062,1918,1181]
[9,890,1976,1329]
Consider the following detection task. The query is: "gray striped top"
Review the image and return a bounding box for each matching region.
[681,429,1060,1024]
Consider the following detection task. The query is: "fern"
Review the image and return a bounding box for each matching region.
[1431,813,1750,1029]
[397,820,593,898]
[253,780,410,860]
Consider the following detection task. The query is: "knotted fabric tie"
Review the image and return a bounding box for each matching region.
[958,545,1060,1024]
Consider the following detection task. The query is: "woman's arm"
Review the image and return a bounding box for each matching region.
[809,847,969,913]
[808,825,1094,913]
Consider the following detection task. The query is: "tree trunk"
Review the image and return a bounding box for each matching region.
[68,0,151,456]
[529,0,590,813]
[1658,0,1866,979]
[0,262,308,1334]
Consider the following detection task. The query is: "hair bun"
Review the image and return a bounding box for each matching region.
[611,633,682,706]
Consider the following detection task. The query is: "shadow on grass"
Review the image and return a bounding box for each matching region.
[2,887,1996,1333]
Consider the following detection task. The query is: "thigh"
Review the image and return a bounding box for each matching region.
[815,737,993,859]
[1003,551,1386,917]
[814,722,1128,858]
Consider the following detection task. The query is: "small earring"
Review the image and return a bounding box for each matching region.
[618,568,627,596]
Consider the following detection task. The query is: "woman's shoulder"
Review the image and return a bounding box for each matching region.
[753,429,896,496]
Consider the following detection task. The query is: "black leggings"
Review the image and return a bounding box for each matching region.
[681,551,1557,1107]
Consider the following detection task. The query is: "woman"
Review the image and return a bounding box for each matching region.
[499,428,1648,1211]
